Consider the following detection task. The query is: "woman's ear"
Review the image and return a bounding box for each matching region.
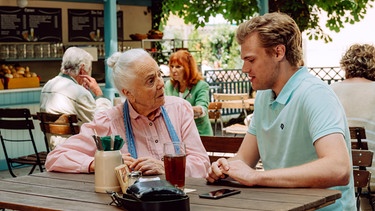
[123,89,134,102]
[123,89,129,97]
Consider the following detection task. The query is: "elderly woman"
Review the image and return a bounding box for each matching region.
[45,49,210,177]
[165,50,213,136]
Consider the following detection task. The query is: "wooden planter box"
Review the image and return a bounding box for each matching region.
[2,77,40,89]
[0,79,3,90]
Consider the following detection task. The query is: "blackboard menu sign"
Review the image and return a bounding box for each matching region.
[0,6,62,42]
[68,9,123,42]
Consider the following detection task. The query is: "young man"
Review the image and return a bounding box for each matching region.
[206,12,356,210]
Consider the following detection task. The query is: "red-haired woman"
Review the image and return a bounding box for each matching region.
[165,50,213,136]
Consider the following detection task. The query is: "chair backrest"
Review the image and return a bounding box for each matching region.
[35,112,80,152]
[350,127,368,150]
[200,136,243,163]
[208,102,223,136]
[208,102,222,120]
[213,93,249,118]
[0,108,34,131]
[352,149,373,188]
[0,108,45,177]
[213,93,249,101]
[349,127,374,209]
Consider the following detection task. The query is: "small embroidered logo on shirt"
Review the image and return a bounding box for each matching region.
[280,123,284,130]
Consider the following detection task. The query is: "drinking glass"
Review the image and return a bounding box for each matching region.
[163,142,186,190]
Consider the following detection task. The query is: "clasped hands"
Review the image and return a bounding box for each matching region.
[206,158,257,186]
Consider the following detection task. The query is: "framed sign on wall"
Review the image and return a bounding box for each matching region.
[68,9,123,42]
[0,6,62,42]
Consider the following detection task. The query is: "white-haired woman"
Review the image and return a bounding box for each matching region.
[45,48,210,177]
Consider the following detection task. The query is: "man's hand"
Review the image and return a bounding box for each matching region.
[79,75,103,97]
[206,158,230,183]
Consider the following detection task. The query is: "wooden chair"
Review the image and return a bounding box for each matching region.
[213,93,250,117]
[213,93,251,136]
[352,149,374,210]
[35,112,80,152]
[350,127,368,150]
[200,136,243,163]
[208,102,224,136]
[349,126,374,210]
[0,108,46,177]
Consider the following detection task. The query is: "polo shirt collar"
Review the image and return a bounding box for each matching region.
[273,66,307,105]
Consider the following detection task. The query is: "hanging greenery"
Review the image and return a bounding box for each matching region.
[156,0,374,43]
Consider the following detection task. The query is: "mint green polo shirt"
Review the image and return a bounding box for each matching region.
[249,66,355,210]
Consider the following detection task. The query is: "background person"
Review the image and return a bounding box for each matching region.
[206,12,355,211]
[165,50,213,136]
[45,48,210,178]
[40,47,112,149]
[331,43,375,210]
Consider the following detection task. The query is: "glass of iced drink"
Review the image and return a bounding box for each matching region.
[163,142,186,190]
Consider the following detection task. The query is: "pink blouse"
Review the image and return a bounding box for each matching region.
[45,96,210,178]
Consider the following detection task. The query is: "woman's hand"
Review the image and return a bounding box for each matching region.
[192,106,203,118]
[122,153,136,166]
[122,153,164,175]
[130,157,165,175]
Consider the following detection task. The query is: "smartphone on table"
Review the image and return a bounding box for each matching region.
[199,188,241,199]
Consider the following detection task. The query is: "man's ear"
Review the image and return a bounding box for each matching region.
[275,45,286,60]
[78,64,86,75]
[79,64,91,75]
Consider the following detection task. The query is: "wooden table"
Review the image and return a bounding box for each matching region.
[0,172,341,211]
[220,98,254,135]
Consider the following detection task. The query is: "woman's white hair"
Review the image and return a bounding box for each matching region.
[60,47,93,76]
[107,48,153,93]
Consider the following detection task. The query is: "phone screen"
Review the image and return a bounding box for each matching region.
[199,188,241,199]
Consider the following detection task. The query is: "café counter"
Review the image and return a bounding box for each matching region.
[0,83,107,108]
[0,87,42,108]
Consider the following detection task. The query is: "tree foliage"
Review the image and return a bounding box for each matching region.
[159,0,374,43]
[190,25,241,69]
